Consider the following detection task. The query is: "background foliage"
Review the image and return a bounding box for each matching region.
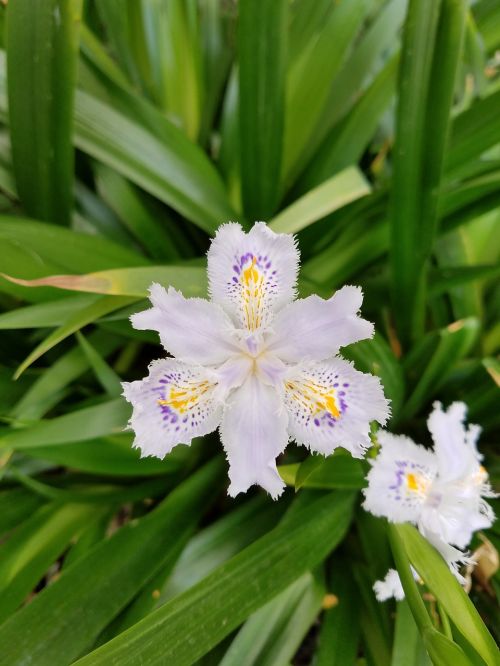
[0,0,499,664]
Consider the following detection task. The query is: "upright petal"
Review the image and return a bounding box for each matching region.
[427,401,482,483]
[131,284,239,366]
[220,374,289,498]
[122,359,222,458]
[267,286,373,363]
[363,431,437,523]
[207,222,299,331]
[284,358,390,459]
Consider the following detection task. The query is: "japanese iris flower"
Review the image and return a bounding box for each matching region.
[123,222,389,498]
[363,401,496,588]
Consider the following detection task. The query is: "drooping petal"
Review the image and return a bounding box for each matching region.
[373,567,421,602]
[267,286,373,363]
[284,358,390,458]
[220,374,289,498]
[420,481,495,550]
[122,359,222,458]
[363,431,437,523]
[418,525,473,584]
[207,222,299,331]
[131,284,239,366]
[427,402,482,483]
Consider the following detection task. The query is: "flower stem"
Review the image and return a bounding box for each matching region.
[388,523,432,633]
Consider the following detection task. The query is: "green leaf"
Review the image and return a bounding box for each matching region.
[0,398,130,449]
[0,501,100,623]
[0,217,148,273]
[292,450,366,491]
[269,167,370,234]
[11,330,120,421]
[13,295,138,378]
[282,0,368,187]
[3,265,207,298]
[316,559,361,666]
[391,601,432,666]
[74,491,356,666]
[110,497,283,637]
[220,571,325,666]
[76,331,122,397]
[399,317,480,422]
[0,487,44,537]
[0,459,224,666]
[0,294,100,329]
[300,53,398,191]
[390,0,467,346]
[238,0,287,219]
[423,628,472,666]
[395,524,498,666]
[73,89,235,234]
[447,89,500,175]
[22,434,191,477]
[162,497,283,602]
[6,0,81,224]
[94,164,181,261]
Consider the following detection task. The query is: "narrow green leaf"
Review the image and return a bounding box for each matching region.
[110,498,282,637]
[13,295,138,378]
[0,217,148,272]
[76,331,122,397]
[6,0,81,224]
[2,265,206,298]
[395,524,499,666]
[162,497,282,602]
[399,317,480,422]
[316,559,361,666]
[269,167,370,234]
[0,459,224,666]
[430,264,500,296]
[73,90,235,234]
[22,434,191,477]
[239,0,287,219]
[11,330,120,421]
[94,164,181,261]
[0,487,44,537]
[391,601,432,666]
[0,501,100,623]
[423,628,472,666]
[74,491,356,666]
[0,398,130,449]
[283,0,368,186]
[299,53,398,190]
[0,294,100,329]
[220,571,324,666]
[293,451,366,490]
[447,89,500,175]
[390,0,467,346]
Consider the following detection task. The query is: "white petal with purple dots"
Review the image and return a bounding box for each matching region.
[123,222,390,497]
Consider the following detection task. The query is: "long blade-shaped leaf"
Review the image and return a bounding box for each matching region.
[390,0,467,346]
[0,459,224,666]
[238,0,287,219]
[6,0,81,224]
[74,491,356,666]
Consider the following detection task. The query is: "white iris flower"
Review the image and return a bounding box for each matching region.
[122,222,389,498]
[363,401,496,594]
